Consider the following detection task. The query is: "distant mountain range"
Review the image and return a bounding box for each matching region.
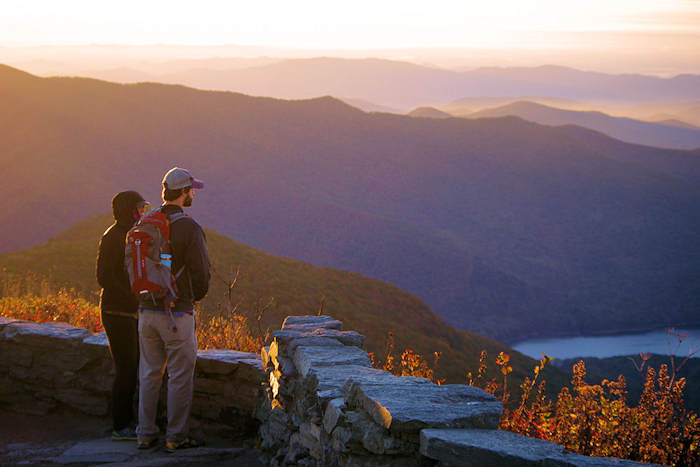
[441,97,700,129]
[51,58,700,111]
[465,101,700,150]
[1,64,699,344]
[407,107,452,119]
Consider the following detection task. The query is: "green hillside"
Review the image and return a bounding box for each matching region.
[0,214,565,387]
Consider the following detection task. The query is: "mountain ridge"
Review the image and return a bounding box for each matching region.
[2,64,699,344]
[39,58,700,110]
[467,100,700,149]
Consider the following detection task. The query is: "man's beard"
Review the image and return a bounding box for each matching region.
[184,193,193,207]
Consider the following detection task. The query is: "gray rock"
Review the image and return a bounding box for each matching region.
[331,425,354,454]
[303,365,398,403]
[46,438,133,464]
[0,342,33,367]
[300,421,324,458]
[269,401,291,429]
[283,315,342,329]
[284,432,311,464]
[293,345,371,377]
[196,349,261,375]
[54,387,109,416]
[2,321,91,346]
[323,398,346,433]
[0,317,28,330]
[80,332,111,361]
[419,429,656,466]
[346,381,501,432]
[195,376,233,395]
[234,358,266,381]
[82,332,109,348]
[275,356,297,376]
[288,335,344,355]
[309,328,365,348]
[269,330,305,348]
[0,381,56,415]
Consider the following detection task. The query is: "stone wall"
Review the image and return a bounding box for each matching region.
[0,317,264,435]
[0,315,659,466]
[256,315,659,467]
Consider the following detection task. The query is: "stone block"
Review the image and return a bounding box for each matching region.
[269,330,305,350]
[0,342,33,367]
[283,315,342,330]
[230,384,265,415]
[82,332,109,348]
[275,356,297,376]
[344,409,412,456]
[288,335,344,355]
[303,365,395,404]
[78,360,114,393]
[195,375,234,395]
[2,321,91,348]
[323,397,346,433]
[309,328,365,348]
[293,345,371,377]
[300,421,323,459]
[81,332,110,361]
[284,432,311,465]
[0,376,57,415]
[341,453,426,467]
[9,365,50,384]
[268,402,292,443]
[419,428,654,466]
[0,317,28,330]
[0,391,56,415]
[346,381,502,433]
[331,425,355,454]
[54,387,109,416]
[196,349,261,375]
[33,347,92,374]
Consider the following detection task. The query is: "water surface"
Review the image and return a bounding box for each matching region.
[512,327,700,360]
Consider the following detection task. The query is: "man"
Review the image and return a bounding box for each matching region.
[97,190,149,440]
[136,167,210,452]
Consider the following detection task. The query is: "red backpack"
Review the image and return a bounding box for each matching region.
[125,209,186,308]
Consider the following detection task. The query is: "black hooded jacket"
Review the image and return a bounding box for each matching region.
[96,191,145,315]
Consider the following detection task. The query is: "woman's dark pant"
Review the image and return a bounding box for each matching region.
[101,311,139,431]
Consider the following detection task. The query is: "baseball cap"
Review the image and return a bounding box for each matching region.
[162,167,204,190]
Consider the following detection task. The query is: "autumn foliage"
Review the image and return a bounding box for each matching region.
[0,285,262,353]
[472,351,700,466]
[373,329,699,466]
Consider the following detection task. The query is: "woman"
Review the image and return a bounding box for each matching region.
[96,190,149,440]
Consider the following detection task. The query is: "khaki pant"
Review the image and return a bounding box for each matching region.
[137,310,197,443]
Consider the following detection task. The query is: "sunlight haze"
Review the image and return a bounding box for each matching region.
[2,0,698,48]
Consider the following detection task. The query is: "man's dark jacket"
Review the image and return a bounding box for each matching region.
[96,191,143,316]
[158,204,210,314]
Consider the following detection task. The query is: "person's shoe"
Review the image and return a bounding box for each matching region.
[112,427,137,441]
[137,438,158,449]
[165,436,202,453]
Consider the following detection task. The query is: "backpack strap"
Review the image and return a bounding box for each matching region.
[168,211,190,291]
[167,212,188,224]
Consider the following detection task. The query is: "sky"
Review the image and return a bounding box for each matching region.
[2,0,699,49]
